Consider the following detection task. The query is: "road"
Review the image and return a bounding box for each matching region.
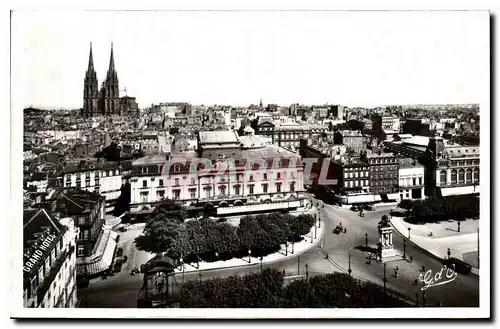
[78,203,479,308]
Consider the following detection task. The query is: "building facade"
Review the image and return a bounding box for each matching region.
[424,136,480,197]
[23,209,78,308]
[398,157,425,200]
[364,152,400,195]
[129,131,306,216]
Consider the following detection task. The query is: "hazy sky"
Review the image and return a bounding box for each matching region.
[11,10,489,109]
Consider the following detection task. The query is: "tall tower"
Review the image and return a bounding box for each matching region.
[101,43,120,115]
[83,43,99,116]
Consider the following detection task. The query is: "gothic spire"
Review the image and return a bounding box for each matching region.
[108,42,115,74]
[87,42,94,72]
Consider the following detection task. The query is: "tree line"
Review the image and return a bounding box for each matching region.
[134,201,316,264]
[180,268,410,308]
[398,194,479,223]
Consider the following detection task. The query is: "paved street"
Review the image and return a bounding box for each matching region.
[78,203,479,308]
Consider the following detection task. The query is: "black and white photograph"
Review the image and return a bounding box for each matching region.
[9,6,491,320]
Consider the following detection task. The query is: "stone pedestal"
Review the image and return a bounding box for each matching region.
[379,226,397,258]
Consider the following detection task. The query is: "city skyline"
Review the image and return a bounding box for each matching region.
[12,10,488,109]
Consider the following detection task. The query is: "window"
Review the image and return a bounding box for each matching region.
[473,168,479,183]
[418,177,423,185]
[174,178,180,186]
[290,182,295,192]
[157,190,165,199]
[277,172,281,179]
[263,173,268,180]
[450,170,457,184]
[466,169,472,183]
[262,183,268,193]
[189,189,196,199]
[174,164,181,172]
[78,217,85,225]
[173,190,181,200]
[95,178,100,186]
[109,170,113,176]
[204,187,211,198]
[190,178,196,185]
[458,170,465,184]
[249,175,254,182]
[77,244,85,257]
[142,167,147,174]
[412,178,416,186]
[276,183,282,193]
[218,186,226,196]
[159,179,164,187]
[142,180,147,188]
[248,185,254,195]
[344,173,348,179]
[234,185,241,195]
[83,230,89,240]
[140,191,149,203]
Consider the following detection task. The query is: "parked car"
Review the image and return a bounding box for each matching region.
[350,205,360,212]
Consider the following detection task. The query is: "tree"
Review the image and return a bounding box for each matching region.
[134,214,180,254]
[154,198,187,223]
[398,199,413,219]
[113,182,131,216]
[346,119,365,131]
[94,142,121,162]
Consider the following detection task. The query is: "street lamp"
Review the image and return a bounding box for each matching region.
[297,255,300,275]
[408,227,411,239]
[180,257,185,284]
[199,271,202,282]
[365,233,368,248]
[285,241,288,256]
[348,253,352,276]
[457,221,461,233]
[260,256,263,272]
[314,224,318,239]
[383,263,387,294]
[248,249,252,263]
[305,263,309,279]
[447,248,451,260]
[291,241,295,254]
[403,238,407,259]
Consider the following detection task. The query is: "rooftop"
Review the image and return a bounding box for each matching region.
[199,131,239,144]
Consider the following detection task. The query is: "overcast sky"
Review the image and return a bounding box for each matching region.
[11,10,489,109]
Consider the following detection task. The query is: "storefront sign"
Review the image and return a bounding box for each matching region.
[23,233,57,273]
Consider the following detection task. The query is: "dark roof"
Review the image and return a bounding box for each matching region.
[23,209,67,276]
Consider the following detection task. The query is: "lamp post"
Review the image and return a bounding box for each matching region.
[365,233,368,248]
[403,238,407,259]
[383,263,387,294]
[318,214,321,228]
[291,241,295,254]
[447,248,451,260]
[314,224,318,239]
[457,221,461,233]
[305,263,309,279]
[180,257,185,284]
[297,256,300,275]
[199,271,202,283]
[248,249,252,263]
[285,241,288,256]
[348,253,352,276]
[260,256,263,272]
[407,227,411,239]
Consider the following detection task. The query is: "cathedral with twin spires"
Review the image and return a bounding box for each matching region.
[82,43,139,117]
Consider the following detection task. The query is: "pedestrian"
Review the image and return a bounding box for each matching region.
[421,265,425,272]
[410,255,413,262]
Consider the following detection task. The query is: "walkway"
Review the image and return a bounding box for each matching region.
[391,216,479,270]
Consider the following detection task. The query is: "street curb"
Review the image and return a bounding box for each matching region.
[389,217,479,278]
[176,218,326,275]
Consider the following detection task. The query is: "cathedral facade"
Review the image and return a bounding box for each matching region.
[82,43,138,117]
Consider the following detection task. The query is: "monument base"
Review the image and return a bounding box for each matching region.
[381,249,397,258]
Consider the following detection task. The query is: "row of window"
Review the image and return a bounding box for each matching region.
[439,169,479,185]
[69,169,119,180]
[440,160,480,167]
[141,172,297,188]
[344,171,369,179]
[399,177,423,186]
[369,158,396,164]
[140,182,297,201]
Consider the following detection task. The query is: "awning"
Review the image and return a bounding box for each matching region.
[77,230,117,277]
